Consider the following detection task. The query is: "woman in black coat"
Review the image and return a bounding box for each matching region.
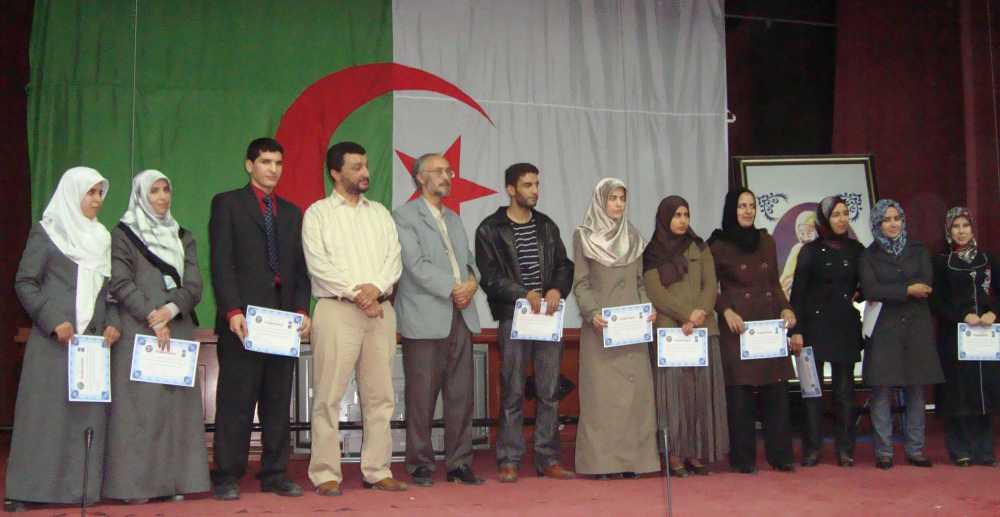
[860,199,944,470]
[789,196,864,467]
[931,207,999,467]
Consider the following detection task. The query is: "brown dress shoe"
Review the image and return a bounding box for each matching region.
[497,463,519,483]
[315,480,342,496]
[362,477,408,491]
[538,464,576,479]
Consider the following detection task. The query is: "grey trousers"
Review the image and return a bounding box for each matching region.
[401,311,475,473]
[496,319,564,471]
[870,385,926,459]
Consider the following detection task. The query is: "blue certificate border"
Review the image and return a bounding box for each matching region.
[957,323,1000,361]
[602,303,653,348]
[244,305,302,357]
[130,334,201,388]
[510,298,565,342]
[657,327,709,367]
[796,346,822,398]
[739,319,788,360]
[67,335,111,403]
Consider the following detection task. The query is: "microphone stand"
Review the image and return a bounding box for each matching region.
[81,427,94,517]
[661,427,673,517]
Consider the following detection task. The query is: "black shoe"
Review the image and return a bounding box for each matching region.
[3,500,28,513]
[837,454,855,467]
[801,451,819,467]
[212,482,240,501]
[875,457,893,470]
[955,457,972,467]
[620,471,641,479]
[976,457,998,467]
[772,463,795,473]
[906,455,933,468]
[261,477,304,497]
[411,466,434,487]
[684,461,710,476]
[731,465,757,474]
[668,464,688,478]
[446,464,485,485]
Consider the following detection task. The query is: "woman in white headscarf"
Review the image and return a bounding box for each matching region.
[5,167,120,512]
[103,170,210,503]
[572,178,660,478]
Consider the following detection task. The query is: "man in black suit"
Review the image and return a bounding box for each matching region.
[209,137,311,500]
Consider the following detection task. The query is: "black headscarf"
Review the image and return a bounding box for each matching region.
[643,195,705,288]
[707,188,760,253]
[815,195,852,250]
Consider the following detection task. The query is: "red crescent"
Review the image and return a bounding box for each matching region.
[274,62,493,210]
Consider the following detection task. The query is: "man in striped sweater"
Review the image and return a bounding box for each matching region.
[474,163,575,483]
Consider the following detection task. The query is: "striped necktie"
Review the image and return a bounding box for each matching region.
[262,195,279,274]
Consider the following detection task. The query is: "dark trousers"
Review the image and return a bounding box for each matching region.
[211,330,295,485]
[802,362,856,457]
[945,415,995,463]
[726,382,793,469]
[496,319,563,471]
[401,311,475,473]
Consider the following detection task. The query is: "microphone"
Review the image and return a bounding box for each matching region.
[81,427,95,516]
[85,427,94,449]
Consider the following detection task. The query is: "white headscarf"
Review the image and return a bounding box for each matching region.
[576,177,646,267]
[120,169,185,280]
[40,167,111,333]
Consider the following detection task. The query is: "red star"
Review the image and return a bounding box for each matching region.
[395,136,497,214]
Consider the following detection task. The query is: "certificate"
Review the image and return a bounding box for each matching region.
[130,334,201,388]
[957,323,1000,361]
[510,298,565,342]
[656,327,709,367]
[739,319,788,360]
[67,334,111,403]
[795,346,822,398]
[244,305,302,357]
[602,303,653,348]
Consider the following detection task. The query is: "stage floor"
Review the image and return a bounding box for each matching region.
[2,424,1000,516]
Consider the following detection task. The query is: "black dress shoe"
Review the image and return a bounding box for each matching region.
[620,471,641,479]
[875,457,893,470]
[3,500,28,513]
[213,482,240,501]
[411,466,433,487]
[261,477,304,497]
[731,465,757,474]
[801,451,819,467]
[837,453,855,467]
[772,463,796,473]
[446,464,485,485]
[906,455,933,468]
[684,461,710,476]
[955,457,972,467]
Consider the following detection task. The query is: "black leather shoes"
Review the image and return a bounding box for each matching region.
[731,465,757,474]
[261,477,304,497]
[411,466,434,487]
[906,455,932,468]
[955,457,972,467]
[801,451,819,467]
[212,482,240,501]
[875,457,893,470]
[837,453,855,467]
[773,463,796,473]
[447,464,485,485]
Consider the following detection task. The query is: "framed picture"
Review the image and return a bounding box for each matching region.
[734,154,877,382]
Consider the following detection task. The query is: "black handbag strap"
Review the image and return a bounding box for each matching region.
[117,223,199,326]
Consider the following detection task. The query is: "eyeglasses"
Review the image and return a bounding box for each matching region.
[422,167,455,178]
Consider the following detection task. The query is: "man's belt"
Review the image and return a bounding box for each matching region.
[322,295,390,304]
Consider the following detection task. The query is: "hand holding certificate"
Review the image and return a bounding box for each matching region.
[68,335,111,402]
[602,303,653,348]
[795,346,822,398]
[130,334,201,387]
[510,298,565,342]
[657,327,709,367]
[739,319,788,360]
[957,323,1000,361]
[245,305,303,357]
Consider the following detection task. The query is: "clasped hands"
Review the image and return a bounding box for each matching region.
[591,306,660,329]
[452,277,478,310]
[526,288,562,316]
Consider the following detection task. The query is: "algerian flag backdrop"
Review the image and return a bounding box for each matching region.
[29,0,728,327]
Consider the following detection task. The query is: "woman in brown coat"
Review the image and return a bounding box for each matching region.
[708,188,800,474]
[643,196,729,477]
[573,178,660,478]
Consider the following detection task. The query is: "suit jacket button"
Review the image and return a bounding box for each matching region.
[744,293,751,299]
[740,264,747,270]
[766,292,772,297]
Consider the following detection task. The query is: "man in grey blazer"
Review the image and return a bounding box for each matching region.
[392,152,484,487]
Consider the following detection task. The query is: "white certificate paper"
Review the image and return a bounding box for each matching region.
[657,327,709,367]
[602,303,653,348]
[957,323,1000,361]
[67,334,111,403]
[510,298,565,342]
[130,334,201,388]
[740,319,789,360]
[244,305,302,357]
[795,346,822,398]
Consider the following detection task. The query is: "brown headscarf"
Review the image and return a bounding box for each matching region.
[643,195,705,288]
